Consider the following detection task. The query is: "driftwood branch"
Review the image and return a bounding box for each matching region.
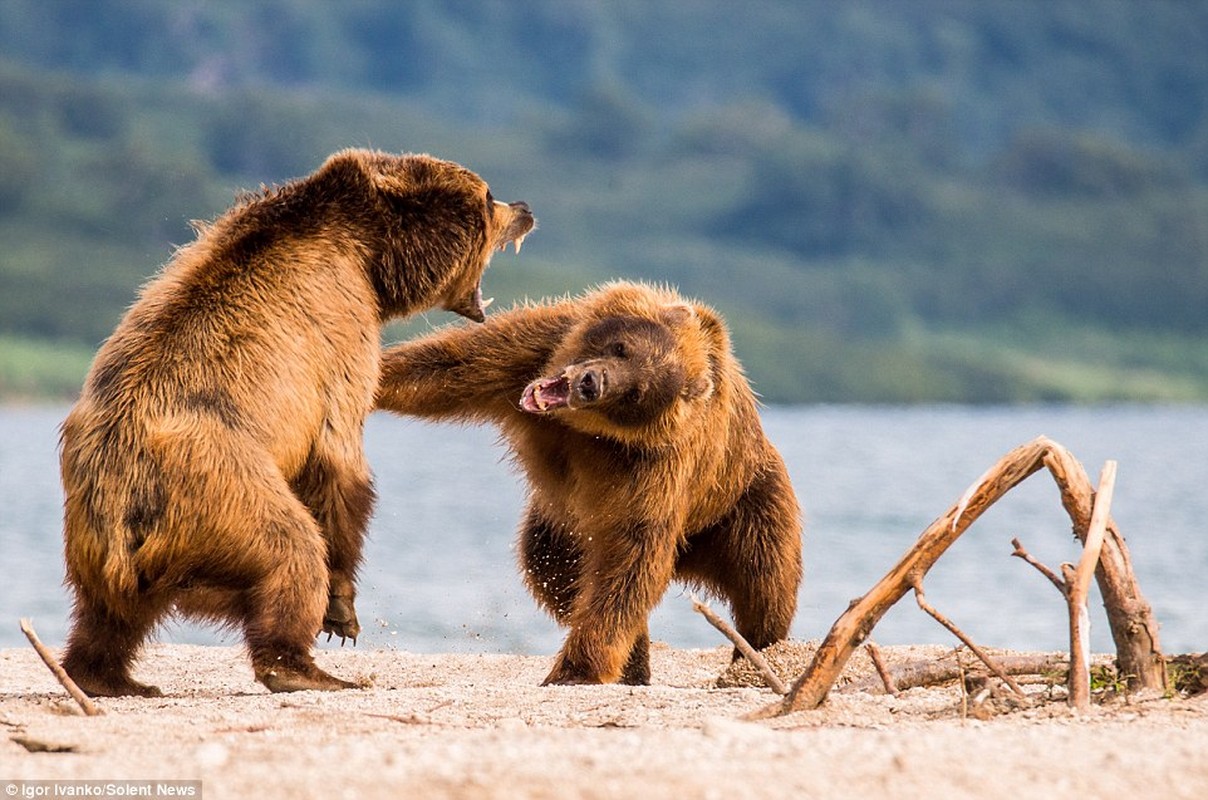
[691,594,787,694]
[1041,446,1165,692]
[1066,460,1115,711]
[19,618,103,717]
[910,577,1027,700]
[1011,463,1123,711]
[750,437,1164,718]
[840,653,1072,694]
[1010,537,1066,592]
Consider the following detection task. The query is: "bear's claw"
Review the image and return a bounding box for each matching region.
[322,595,360,645]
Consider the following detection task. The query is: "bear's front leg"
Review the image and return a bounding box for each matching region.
[543,522,679,685]
[323,574,361,643]
[289,449,376,645]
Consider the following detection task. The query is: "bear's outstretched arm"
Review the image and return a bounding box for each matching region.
[376,304,578,423]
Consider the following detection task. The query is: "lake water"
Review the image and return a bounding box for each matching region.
[1,404,1205,659]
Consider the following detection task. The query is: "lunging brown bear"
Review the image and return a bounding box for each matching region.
[376,282,803,685]
[59,149,534,696]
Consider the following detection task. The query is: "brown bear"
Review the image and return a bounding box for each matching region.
[375,281,802,685]
[59,148,535,696]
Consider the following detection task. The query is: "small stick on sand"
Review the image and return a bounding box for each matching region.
[19,618,103,717]
[691,594,787,694]
[865,642,898,697]
[957,654,968,720]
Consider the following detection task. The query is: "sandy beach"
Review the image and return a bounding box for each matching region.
[2,640,1206,799]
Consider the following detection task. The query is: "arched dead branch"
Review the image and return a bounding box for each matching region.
[751,436,1164,718]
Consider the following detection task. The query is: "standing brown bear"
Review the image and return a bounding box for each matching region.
[59,149,535,696]
[375,282,802,685]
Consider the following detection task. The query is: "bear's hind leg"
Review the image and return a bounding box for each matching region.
[177,438,360,693]
[61,591,167,697]
[238,515,359,692]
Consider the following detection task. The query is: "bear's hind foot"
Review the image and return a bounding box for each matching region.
[69,671,163,698]
[256,662,359,693]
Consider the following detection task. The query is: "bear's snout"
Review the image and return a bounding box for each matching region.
[495,200,536,254]
[576,368,603,403]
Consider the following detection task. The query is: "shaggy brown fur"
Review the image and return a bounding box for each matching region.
[376,282,802,685]
[59,149,534,696]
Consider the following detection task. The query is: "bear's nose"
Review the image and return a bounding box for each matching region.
[577,369,602,403]
[509,201,531,213]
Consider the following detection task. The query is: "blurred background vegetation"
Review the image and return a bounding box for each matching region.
[1,0,1205,403]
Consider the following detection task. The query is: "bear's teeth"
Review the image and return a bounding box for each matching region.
[514,233,527,254]
[481,296,495,310]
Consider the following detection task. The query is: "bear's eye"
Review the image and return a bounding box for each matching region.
[484,190,494,214]
[611,342,628,358]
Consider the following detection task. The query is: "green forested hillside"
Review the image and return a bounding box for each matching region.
[1,1,1206,402]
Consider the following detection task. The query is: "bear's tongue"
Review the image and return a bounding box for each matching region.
[520,376,570,413]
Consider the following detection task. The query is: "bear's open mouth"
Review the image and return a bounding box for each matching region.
[497,231,529,255]
[520,375,570,413]
[459,205,534,322]
[479,231,530,314]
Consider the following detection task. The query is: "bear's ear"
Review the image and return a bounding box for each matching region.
[314,149,388,196]
[320,149,425,197]
[694,305,727,344]
[692,306,728,403]
[682,373,714,402]
[660,303,696,327]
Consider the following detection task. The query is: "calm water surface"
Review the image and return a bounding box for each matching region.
[1,404,1204,658]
